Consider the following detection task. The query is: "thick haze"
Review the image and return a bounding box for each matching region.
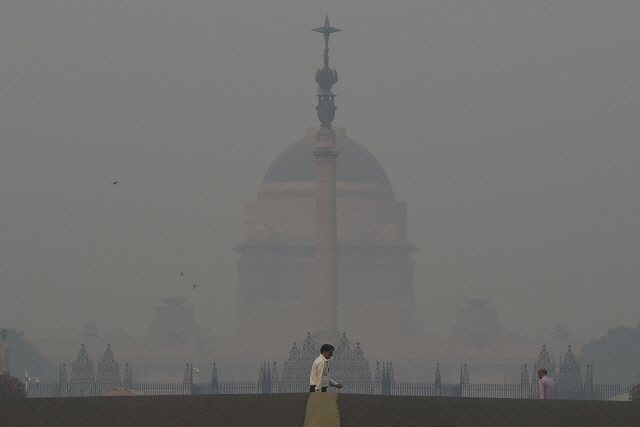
[2,1,639,341]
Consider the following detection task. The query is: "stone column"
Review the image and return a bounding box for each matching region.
[312,17,341,339]
[313,126,339,337]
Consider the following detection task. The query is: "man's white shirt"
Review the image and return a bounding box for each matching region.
[538,375,556,399]
[310,354,338,392]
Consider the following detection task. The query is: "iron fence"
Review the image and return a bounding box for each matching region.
[28,342,630,401]
[25,381,631,400]
[391,382,461,397]
[129,382,191,396]
[26,382,192,397]
[213,382,259,395]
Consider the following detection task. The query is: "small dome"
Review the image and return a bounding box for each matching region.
[262,128,391,186]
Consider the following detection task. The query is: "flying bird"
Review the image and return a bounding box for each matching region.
[180,272,184,276]
[193,285,197,289]
[113,181,118,185]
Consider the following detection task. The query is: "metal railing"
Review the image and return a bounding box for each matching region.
[25,381,631,400]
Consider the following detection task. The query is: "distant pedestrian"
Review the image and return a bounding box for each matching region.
[538,368,556,399]
[309,344,343,392]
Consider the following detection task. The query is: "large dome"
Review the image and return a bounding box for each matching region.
[238,128,415,340]
[262,128,391,185]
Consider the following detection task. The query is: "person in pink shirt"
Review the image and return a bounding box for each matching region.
[538,368,556,399]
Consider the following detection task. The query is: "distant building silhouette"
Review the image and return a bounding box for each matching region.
[451,298,502,346]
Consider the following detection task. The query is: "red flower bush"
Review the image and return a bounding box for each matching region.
[0,373,27,398]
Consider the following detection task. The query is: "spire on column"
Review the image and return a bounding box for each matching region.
[313,16,340,127]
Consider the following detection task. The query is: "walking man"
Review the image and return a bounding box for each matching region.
[538,368,556,399]
[310,344,343,392]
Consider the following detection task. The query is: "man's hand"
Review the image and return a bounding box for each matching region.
[336,383,343,389]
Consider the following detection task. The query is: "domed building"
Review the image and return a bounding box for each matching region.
[24,21,591,384]
[235,127,418,340]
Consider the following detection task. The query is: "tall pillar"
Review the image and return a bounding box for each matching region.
[312,17,341,338]
[314,128,338,336]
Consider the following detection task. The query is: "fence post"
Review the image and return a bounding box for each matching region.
[123,363,132,390]
[258,362,272,394]
[184,363,193,395]
[520,364,529,399]
[434,363,441,396]
[373,362,381,395]
[585,364,593,400]
[271,361,279,393]
[381,362,391,395]
[59,363,68,397]
[211,362,219,394]
[265,362,272,394]
[459,364,470,397]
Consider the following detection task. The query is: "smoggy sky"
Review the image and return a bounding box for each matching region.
[2,1,639,341]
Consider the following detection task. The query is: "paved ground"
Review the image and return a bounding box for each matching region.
[4,393,640,426]
[5,394,309,427]
[337,394,640,427]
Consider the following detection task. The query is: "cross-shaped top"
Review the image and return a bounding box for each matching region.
[312,16,341,49]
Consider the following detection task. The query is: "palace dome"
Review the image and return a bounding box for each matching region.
[262,128,391,186]
[238,127,415,340]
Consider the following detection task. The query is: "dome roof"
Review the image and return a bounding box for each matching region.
[262,128,391,185]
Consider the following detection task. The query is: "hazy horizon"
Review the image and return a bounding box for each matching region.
[2,1,639,342]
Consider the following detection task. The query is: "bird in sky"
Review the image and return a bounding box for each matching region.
[193,285,197,289]
[113,181,118,185]
[180,272,184,276]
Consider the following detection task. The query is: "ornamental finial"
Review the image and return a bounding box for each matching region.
[313,17,340,126]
